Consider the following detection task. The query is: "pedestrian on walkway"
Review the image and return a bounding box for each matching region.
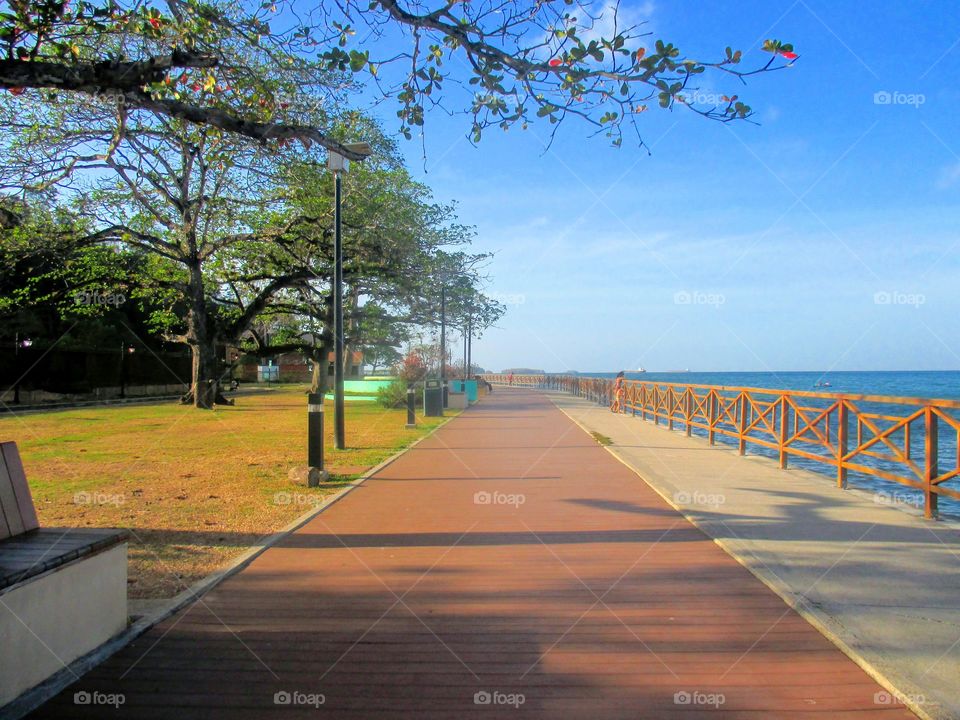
[610,371,626,413]
[508,372,514,386]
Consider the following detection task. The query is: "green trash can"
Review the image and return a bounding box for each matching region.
[423,380,443,417]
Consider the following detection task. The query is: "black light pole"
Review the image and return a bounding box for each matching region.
[462,324,467,379]
[13,333,21,405]
[439,285,447,406]
[13,333,32,405]
[467,313,472,377]
[327,142,372,450]
[119,343,130,398]
[333,168,346,449]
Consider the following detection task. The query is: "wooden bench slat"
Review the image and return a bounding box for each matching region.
[0,527,128,590]
[1,442,39,535]
[0,449,24,540]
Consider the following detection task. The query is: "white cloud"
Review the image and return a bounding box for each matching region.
[936,161,960,189]
[546,0,655,52]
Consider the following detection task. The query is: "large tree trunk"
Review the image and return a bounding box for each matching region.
[308,291,335,394]
[180,261,221,409]
[190,341,219,409]
[343,343,354,379]
[309,343,331,395]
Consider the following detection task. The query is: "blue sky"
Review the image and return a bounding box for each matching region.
[379,1,960,373]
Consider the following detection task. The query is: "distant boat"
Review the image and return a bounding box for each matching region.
[636,367,646,373]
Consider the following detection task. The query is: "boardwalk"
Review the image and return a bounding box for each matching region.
[29,388,915,719]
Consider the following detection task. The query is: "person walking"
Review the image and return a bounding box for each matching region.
[508,372,514,386]
[610,371,626,413]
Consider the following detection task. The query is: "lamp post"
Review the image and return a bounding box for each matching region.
[13,333,32,405]
[119,344,135,398]
[327,142,372,450]
[467,313,472,378]
[439,285,447,407]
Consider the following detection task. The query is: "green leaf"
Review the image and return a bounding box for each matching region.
[349,50,368,72]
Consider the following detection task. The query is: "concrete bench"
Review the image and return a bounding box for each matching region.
[0,441,128,709]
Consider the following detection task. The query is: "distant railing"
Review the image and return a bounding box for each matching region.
[482,374,548,388]
[482,373,960,518]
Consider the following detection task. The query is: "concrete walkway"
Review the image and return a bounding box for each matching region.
[27,388,916,719]
[550,391,960,720]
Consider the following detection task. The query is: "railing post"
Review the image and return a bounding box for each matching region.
[738,393,748,455]
[925,406,939,519]
[685,390,693,437]
[708,392,717,445]
[837,400,848,488]
[667,387,674,430]
[779,395,789,469]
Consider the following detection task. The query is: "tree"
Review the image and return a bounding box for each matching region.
[0,1,797,156]
[0,89,330,406]
[231,143,502,395]
[398,349,428,383]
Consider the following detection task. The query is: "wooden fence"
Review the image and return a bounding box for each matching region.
[482,373,960,518]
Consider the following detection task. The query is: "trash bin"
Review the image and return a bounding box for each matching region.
[447,387,468,410]
[423,380,443,417]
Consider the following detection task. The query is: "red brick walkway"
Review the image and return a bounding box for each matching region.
[29,388,915,718]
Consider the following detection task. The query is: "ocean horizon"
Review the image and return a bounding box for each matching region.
[572,370,960,400]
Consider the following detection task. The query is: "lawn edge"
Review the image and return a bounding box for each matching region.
[544,390,939,720]
[0,410,460,720]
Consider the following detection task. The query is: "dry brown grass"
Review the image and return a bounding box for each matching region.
[0,388,447,598]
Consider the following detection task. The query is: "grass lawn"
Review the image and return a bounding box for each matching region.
[0,387,448,599]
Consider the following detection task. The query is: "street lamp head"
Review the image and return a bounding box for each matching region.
[326,141,373,174]
[343,142,372,158]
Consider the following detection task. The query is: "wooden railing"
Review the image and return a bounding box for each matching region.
[483,373,960,519]
[482,374,548,388]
